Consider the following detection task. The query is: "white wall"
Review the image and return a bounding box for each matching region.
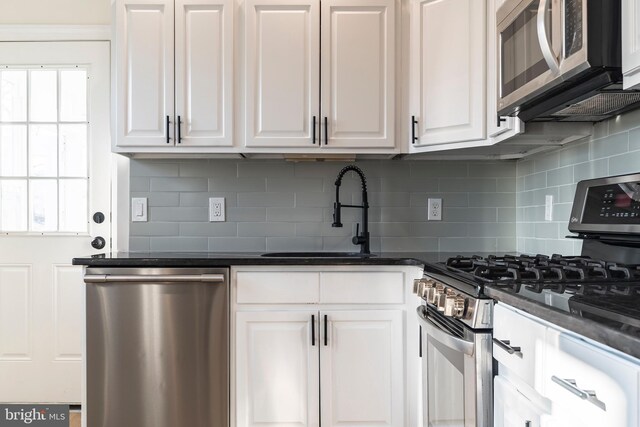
[0,0,110,25]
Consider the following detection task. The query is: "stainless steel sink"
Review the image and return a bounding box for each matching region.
[260,252,377,258]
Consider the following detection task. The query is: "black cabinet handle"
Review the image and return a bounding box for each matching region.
[324,314,328,346]
[177,115,182,144]
[324,117,328,145]
[311,314,316,346]
[419,325,422,358]
[312,116,317,144]
[497,114,507,127]
[411,115,418,144]
[166,115,171,144]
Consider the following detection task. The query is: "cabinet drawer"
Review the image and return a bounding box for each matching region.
[543,332,639,427]
[320,272,404,304]
[494,376,547,427]
[236,272,319,304]
[493,303,547,391]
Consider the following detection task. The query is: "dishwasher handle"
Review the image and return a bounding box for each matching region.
[84,274,226,283]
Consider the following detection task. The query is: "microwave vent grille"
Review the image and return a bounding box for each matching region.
[553,93,640,117]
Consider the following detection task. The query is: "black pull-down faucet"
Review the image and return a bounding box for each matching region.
[331,165,370,254]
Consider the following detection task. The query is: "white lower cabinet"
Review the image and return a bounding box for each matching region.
[494,303,640,427]
[494,376,546,427]
[235,310,320,427]
[233,266,421,427]
[544,331,639,427]
[321,310,403,427]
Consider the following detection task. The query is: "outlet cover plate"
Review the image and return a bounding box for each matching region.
[428,198,442,221]
[209,197,225,222]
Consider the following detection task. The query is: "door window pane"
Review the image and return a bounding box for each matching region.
[29,124,58,177]
[30,70,57,122]
[0,70,27,122]
[0,180,27,231]
[59,179,87,232]
[0,67,89,233]
[60,70,87,122]
[59,124,87,177]
[30,179,58,231]
[0,125,27,176]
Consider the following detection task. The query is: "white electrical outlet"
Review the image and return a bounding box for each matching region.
[545,195,554,221]
[428,198,442,221]
[209,197,225,222]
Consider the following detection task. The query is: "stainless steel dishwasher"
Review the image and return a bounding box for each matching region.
[84,267,229,427]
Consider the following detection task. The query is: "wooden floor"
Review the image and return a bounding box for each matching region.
[70,411,80,427]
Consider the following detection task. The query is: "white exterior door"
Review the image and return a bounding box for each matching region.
[320,0,395,149]
[244,0,320,148]
[115,0,175,147]
[235,310,320,427]
[175,0,234,146]
[410,0,486,147]
[0,41,111,403]
[320,310,403,427]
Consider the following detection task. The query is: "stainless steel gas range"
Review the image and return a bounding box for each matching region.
[414,172,640,427]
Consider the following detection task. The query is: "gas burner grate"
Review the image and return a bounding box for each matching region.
[444,254,640,296]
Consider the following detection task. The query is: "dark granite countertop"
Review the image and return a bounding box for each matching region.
[72,251,435,267]
[486,286,640,360]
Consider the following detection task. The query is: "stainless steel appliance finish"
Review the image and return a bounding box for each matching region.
[414,272,493,427]
[84,267,229,427]
[497,0,633,122]
[417,305,493,427]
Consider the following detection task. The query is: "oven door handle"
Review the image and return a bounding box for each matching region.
[417,306,475,356]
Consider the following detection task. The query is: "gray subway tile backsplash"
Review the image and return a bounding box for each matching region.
[128,109,640,255]
[129,159,517,253]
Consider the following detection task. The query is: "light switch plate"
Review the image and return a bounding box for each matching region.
[545,195,554,221]
[131,197,147,222]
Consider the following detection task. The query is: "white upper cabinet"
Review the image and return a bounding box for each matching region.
[244,0,395,150]
[321,0,395,148]
[175,0,234,146]
[623,0,640,89]
[244,0,320,148]
[409,0,486,148]
[115,0,175,147]
[114,0,233,149]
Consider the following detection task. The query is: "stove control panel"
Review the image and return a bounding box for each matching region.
[413,276,493,328]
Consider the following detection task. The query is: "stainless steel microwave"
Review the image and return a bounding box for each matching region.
[497,0,640,122]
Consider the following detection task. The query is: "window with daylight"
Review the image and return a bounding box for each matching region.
[0,67,89,233]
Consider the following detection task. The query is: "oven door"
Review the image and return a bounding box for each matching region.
[497,0,570,114]
[418,305,492,427]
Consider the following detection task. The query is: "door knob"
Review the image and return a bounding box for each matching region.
[93,212,105,224]
[91,236,106,250]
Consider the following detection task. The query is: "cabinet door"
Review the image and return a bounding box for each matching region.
[236,311,320,427]
[410,0,485,147]
[543,332,639,427]
[175,0,234,146]
[115,0,174,147]
[623,0,640,89]
[320,310,403,427]
[320,0,395,148]
[244,0,320,148]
